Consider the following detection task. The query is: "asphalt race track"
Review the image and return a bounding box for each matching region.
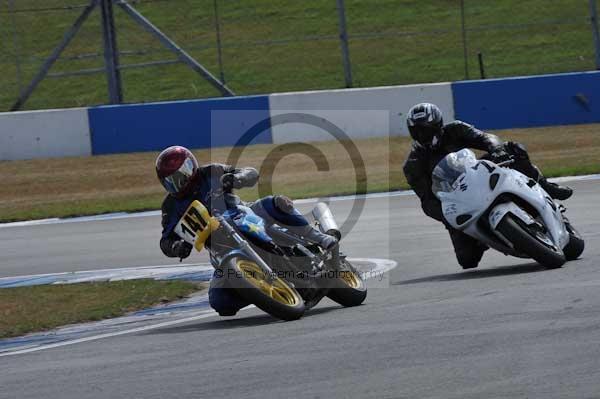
[1,179,599,398]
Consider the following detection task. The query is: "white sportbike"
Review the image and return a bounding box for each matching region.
[432,149,584,268]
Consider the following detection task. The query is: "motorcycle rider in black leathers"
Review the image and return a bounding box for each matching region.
[156,145,337,315]
[402,103,573,269]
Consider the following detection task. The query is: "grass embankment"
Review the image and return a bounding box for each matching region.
[0,280,204,339]
[0,123,598,223]
[0,0,594,110]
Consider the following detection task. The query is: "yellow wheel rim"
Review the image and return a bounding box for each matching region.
[339,270,361,289]
[237,260,300,306]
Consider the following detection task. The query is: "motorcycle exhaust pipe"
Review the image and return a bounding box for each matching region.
[312,202,341,240]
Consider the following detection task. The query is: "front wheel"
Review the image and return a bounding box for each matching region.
[496,214,565,269]
[224,256,305,321]
[326,260,367,307]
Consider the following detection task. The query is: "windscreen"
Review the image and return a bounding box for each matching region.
[431,149,477,195]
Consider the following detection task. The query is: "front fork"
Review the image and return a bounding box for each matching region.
[215,217,277,283]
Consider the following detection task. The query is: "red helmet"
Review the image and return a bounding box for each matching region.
[155,146,199,198]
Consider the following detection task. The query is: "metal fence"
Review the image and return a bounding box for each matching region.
[1,0,599,111]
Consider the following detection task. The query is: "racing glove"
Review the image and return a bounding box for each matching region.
[504,141,530,160]
[489,146,511,164]
[171,240,192,259]
[220,173,243,191]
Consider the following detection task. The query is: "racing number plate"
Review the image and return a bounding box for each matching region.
[174,200,220,252]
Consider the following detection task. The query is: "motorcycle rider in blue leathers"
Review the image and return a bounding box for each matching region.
[156,145,337,316]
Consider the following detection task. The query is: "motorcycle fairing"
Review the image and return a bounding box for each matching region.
[489,202,535,229]
[174,200,220,252]
[224,205,274,244]
[439,160,569,253]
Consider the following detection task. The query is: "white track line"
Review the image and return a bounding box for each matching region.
[2,174,597,229]
[0,310,220,357]
[0,263,214,288]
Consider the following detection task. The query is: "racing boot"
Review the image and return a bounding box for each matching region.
[271,195,339,250]
[539,177,573,201]
[303,227,338,251]
[504,142,572,201]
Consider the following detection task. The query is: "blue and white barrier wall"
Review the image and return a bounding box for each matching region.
[452,71,600,130]
[88,95,272,155]
[1,71,599,160]
[268,82,455,143]
[0,108,91,160]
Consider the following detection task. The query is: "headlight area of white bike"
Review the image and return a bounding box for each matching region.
[488,202,535,230]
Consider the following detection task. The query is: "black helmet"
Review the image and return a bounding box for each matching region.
[407,103,444,149]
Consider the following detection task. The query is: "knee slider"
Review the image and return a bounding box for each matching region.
[458,258,479,269]
[456,248,483,269]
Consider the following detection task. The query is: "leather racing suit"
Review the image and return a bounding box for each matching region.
[403,120,560,269]
[159,163,331,315]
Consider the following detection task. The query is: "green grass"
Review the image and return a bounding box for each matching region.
[0,280,204,339]
[0,0,595,110]
[1,124,599,223]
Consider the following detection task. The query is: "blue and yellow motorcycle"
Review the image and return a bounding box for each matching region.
[173,198,367,321]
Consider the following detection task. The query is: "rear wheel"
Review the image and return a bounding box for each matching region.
[224,257,305,321]
[496,214,565,269]
[326,260,367,307]
[563,221,585,261]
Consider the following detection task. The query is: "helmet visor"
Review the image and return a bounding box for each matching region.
[161,157,195,194]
